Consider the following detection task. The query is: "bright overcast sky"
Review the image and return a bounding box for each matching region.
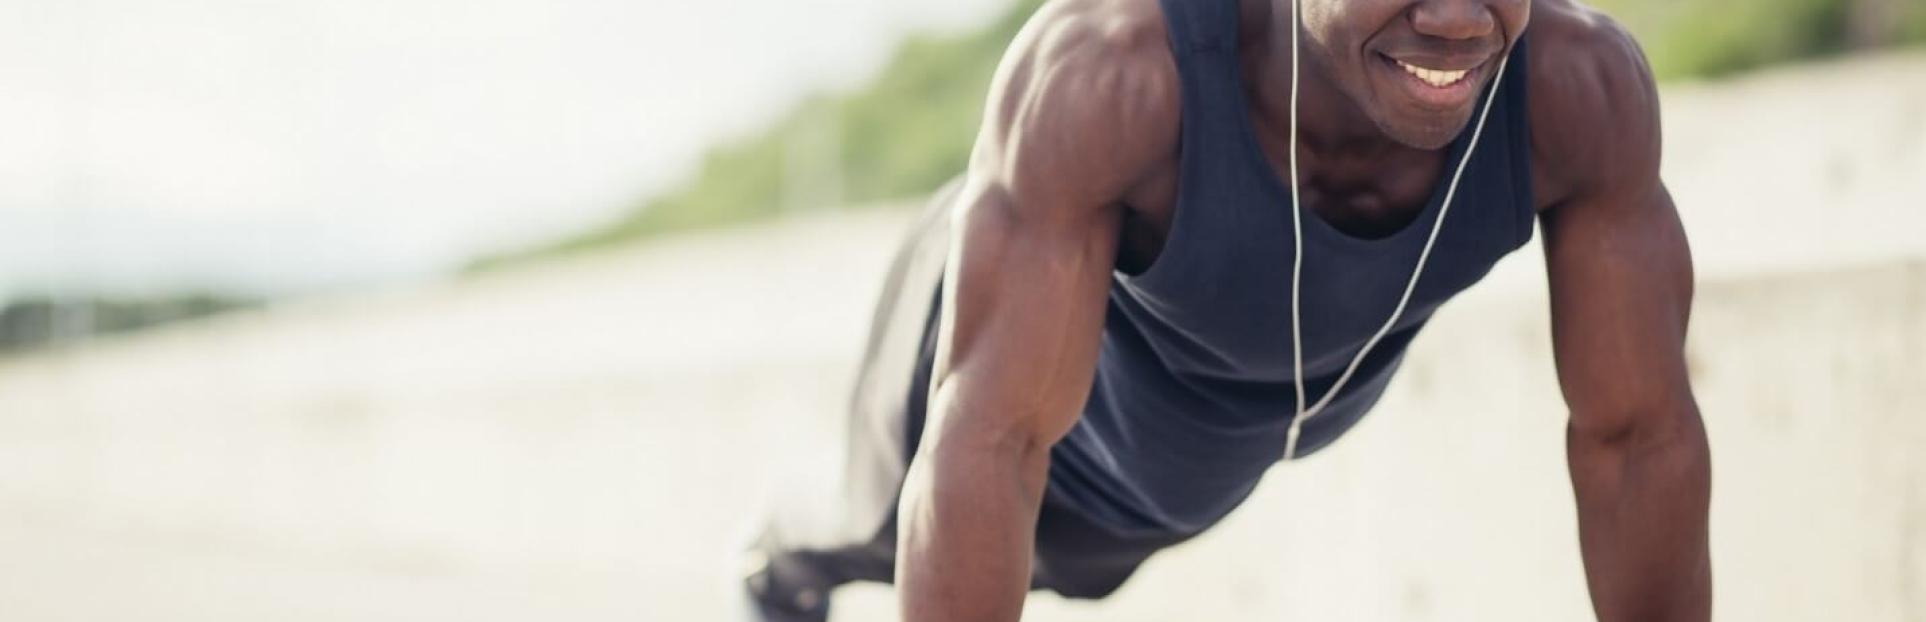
[0,0,1010,299]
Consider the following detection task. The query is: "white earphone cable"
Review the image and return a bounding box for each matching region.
[1287,0,1309,428]
[1282,1,1512,461]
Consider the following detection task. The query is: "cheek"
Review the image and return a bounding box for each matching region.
[1501,0,1532,37]
[1304,0,1413,61]
[1303,0,1379,38]
[1299,3,1344,46]
[1301,9,1365,66]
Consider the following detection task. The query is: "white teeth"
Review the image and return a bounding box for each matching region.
[1396,60,1469,88]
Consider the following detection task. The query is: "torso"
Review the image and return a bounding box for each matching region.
[987,0,1659,534]
[1044,0,1547,533]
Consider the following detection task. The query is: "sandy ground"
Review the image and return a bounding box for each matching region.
[2,50,1925,621]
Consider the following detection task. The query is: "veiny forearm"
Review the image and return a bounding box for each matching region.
[896,426,1052,622]
[1568,407,1712,622]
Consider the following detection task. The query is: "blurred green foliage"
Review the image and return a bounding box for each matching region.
[467,0,1043,271]
[1596,0,1926,79]
[471,0,1925,270]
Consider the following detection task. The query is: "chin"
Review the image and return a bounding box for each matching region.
[1373,108,1475,150]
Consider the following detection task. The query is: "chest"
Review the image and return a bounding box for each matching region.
[1102,98,1533,381]
[1116,143,1451,275]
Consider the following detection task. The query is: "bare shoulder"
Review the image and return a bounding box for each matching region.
[1526,0,1663,209]
[971,0,1181,220]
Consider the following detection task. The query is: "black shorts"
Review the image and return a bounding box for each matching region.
[750,179,1192,605]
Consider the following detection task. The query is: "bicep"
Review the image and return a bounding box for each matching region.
[929,180,1121,451]
[1535,19,1697,430]
[1542,180,1695,432]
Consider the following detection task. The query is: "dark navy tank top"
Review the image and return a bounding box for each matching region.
[1044,0,1536,536]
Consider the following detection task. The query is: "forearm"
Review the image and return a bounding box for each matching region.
[1568,407,1712,622]
[895,431,1050,622]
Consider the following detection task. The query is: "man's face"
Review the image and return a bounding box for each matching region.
[1299,0,1530,149]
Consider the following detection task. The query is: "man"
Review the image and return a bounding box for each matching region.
[742,0,1712,619]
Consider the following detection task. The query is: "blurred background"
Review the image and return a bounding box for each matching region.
[2,0,1924,620]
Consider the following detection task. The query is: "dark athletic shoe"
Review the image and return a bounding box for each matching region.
[734,550,830,622]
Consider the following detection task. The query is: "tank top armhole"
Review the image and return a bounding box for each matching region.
[1128,0,1244,291]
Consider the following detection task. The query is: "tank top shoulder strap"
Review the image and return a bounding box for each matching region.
[1498,34,1537,248]
[1153,0,1256,162]
[1155,0,1241,55]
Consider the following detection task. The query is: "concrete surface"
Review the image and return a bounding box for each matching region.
[2,49,1925,621]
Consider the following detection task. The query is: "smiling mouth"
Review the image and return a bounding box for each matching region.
[1393,59,1469,88]
[1376,52,1488,108]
